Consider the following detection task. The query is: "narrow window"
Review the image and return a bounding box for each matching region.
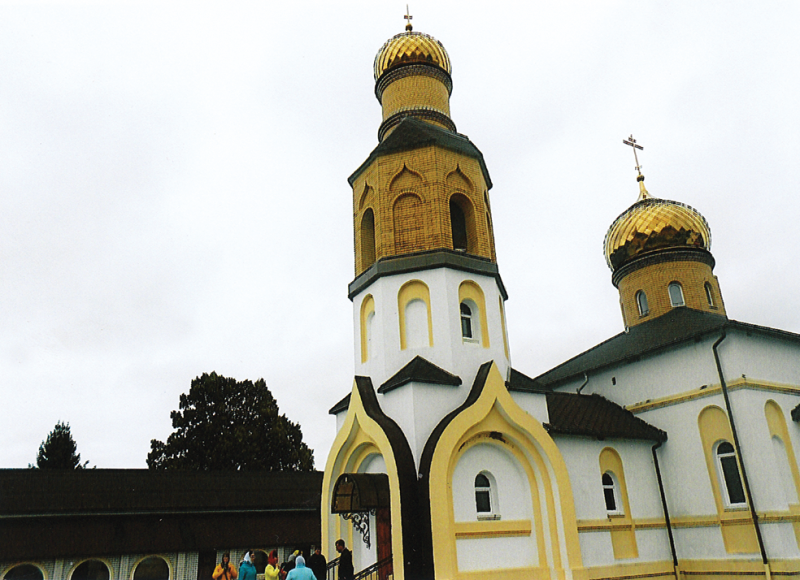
[716,441,746,506]
[360,209,376,270]
[705,282,715,307]
[668,282,685,307]
[636,290,649,316]
[460,302,473,339]
[450,200,468,251]
[475,473,492,514]
[602,472,620,514]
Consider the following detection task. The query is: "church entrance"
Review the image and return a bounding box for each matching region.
[331,473,392,579]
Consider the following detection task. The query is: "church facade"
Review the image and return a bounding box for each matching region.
[321,21,800,580]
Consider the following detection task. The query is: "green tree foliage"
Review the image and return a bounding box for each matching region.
[35,421,89,469]
[147,372,314,471]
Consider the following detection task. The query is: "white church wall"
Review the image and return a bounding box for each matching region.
[351,269,509,391]
[455,536,536,572]
[577,532,617,567]
[451,442,533,522]
[720,331,800,387]
[378,381,463,469]
[508,390,550,425]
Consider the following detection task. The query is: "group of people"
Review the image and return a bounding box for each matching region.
[212,542,351,580]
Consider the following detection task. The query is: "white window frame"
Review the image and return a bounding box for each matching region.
[714,440,747,508]
[635,290,649,316]
[704,282,715,307]
[474,471,499,520]
[460,300,480,344]
[668,282,685,307]
[602,471,623,516]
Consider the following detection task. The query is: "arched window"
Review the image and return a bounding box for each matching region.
[133,557,170,580]
[252,551,268,574]
[72,560,110,580]
[635,290,649,316]
[715,441,746,507]
[398,280,432,350]
[474,472,495,517]
[360,209,376,271]
[705,282,715,307]
[668,282,685,307]
[460,302,474,340]
[3,565,44,580]
[450,200,468,251]
[602,472,621,514]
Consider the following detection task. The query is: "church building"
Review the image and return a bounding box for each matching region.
[322,18,800,580]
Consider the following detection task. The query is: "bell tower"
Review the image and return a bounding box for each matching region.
[347,19,510,456]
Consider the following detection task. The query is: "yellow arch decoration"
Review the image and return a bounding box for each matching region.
[459,280,490,348]
[697,405,758,554]
[321,381,407,580]
[599,447,638,559]
[360,295,375,363]
[428,363,585,580]
[397,280,433,350]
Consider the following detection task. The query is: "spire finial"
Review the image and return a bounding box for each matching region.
[404,5,413,31]
[623,134,649,200]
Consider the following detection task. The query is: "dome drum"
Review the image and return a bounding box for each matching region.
[611,246,715,288]
[375,63,453,102]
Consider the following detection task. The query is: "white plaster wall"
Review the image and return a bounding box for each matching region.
[555,436,663,521]
[351,269,509,392]
[508,390,550,425]
[720,331,800,386]
[378,381,467,470]
[577,532,616,568]
[456,536,535,571]
[451,442,533,522]
[761,522,800,558]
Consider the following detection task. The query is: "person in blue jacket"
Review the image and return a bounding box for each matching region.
[238,551,257,580]
[286,556,315,580]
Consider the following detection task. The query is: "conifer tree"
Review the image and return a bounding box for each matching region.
[35,421,89,469]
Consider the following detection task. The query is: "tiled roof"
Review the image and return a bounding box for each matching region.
[329,393,351,415]
[378,356,462,394]
[0,469,322,516]
[792,403,800,422]
[545,392,667,442]
[348,117,492,188]
[506,367,548,393]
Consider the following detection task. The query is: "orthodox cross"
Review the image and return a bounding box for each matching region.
[622,135,644,177]
[404,5,413,31]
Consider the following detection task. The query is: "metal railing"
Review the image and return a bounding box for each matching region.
[325,556,393,580]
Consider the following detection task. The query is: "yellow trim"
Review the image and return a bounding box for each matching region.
[627,378,800,413]
[697,405,759,554]
[459,280,490,348]
[584,560,675,580]
[599,447,638,559]
[397,279,433,350]
[454,519,532,539]
[359,295,375,363]
[428,362,586,580]
[320,380,407,580]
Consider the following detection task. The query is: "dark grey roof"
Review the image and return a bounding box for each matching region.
[348,117,492,189]
[378,356,462,394]
[506,367,549,393]
[0,469,322,516]
[536,308,785,389]
[545,392,667,442]
[329,393,350,415]
[792,403,800,422]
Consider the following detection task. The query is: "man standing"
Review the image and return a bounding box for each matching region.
[307,547,327,580]
[335,539,353,580]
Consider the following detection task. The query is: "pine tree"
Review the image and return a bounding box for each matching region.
[35,421,89,469]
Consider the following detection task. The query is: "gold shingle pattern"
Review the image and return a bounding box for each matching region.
[374,31,452,81]
[604,198,711,270]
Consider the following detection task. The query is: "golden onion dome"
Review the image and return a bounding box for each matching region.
[374,30,452,81]
[604,194,712,271]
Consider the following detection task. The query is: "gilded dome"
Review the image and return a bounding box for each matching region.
[374,31,452,81]
[604,196,711,271]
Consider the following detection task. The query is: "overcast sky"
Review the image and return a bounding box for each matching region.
[2,1,799,469]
